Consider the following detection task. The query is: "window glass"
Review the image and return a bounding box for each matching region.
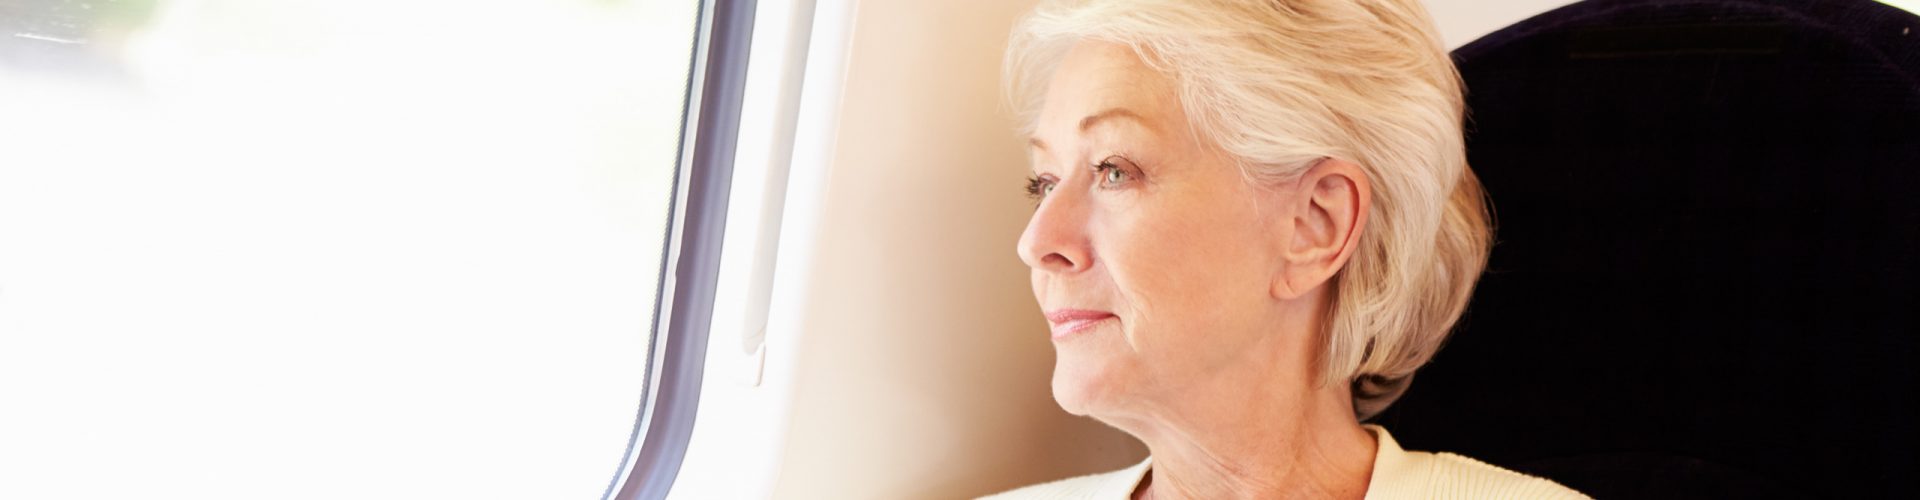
[0,0,697,498]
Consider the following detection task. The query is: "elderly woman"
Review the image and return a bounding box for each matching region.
[985,1,1587,499]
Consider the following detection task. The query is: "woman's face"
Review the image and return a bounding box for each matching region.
[1018,41,1306,417]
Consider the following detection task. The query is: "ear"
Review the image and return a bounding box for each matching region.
[1272,158,1370,300]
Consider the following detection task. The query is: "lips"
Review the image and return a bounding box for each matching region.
[1044,309,1116,340]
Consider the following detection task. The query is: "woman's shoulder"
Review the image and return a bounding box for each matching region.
[976,458,1152,500]
[1366,425,1589,500]
[1410,451,1589,499]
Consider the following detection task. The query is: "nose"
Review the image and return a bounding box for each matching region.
[1016,189,1093,275]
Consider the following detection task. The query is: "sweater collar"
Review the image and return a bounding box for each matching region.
[1120,425,1409,499]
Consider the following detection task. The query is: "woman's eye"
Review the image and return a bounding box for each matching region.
[1094,157,1134,187]
[1024,176,1055,200]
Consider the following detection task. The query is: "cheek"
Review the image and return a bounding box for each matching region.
[1107,215,1210,317]
[1101,195,1274,339]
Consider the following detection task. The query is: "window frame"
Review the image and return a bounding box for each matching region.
[602,0,758,498]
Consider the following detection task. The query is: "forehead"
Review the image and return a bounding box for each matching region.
[1036,41,1181,134]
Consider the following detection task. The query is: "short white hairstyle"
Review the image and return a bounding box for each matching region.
[1004,0,1492,420]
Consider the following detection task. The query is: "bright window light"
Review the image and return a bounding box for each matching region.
[0,1,697,498]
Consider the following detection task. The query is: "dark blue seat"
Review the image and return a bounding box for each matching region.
[1373,1,1920,498]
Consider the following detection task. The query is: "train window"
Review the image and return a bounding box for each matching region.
[0,0,702,498]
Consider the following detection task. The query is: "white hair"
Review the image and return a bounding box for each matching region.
[1005,0,1492,420]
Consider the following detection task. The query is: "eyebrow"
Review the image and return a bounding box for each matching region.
[1028,107,1151,151]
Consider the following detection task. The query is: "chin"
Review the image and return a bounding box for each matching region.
[1049,347,1129,417]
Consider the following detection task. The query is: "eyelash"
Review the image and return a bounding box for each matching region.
[1024,175,1052,200]
[1092,157,1133,186]
[1024,155,1138,201]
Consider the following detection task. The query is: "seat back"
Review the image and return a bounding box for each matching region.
[1375,1,1920,497]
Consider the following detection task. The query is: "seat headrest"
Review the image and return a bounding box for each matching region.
[1375,1,1920,497]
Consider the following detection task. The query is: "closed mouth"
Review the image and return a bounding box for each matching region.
[1045,309,1115,340]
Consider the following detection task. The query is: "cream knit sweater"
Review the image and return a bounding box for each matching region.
[979,425,1588,499]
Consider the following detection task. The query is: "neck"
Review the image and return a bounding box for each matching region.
[1111,352,1377,499]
